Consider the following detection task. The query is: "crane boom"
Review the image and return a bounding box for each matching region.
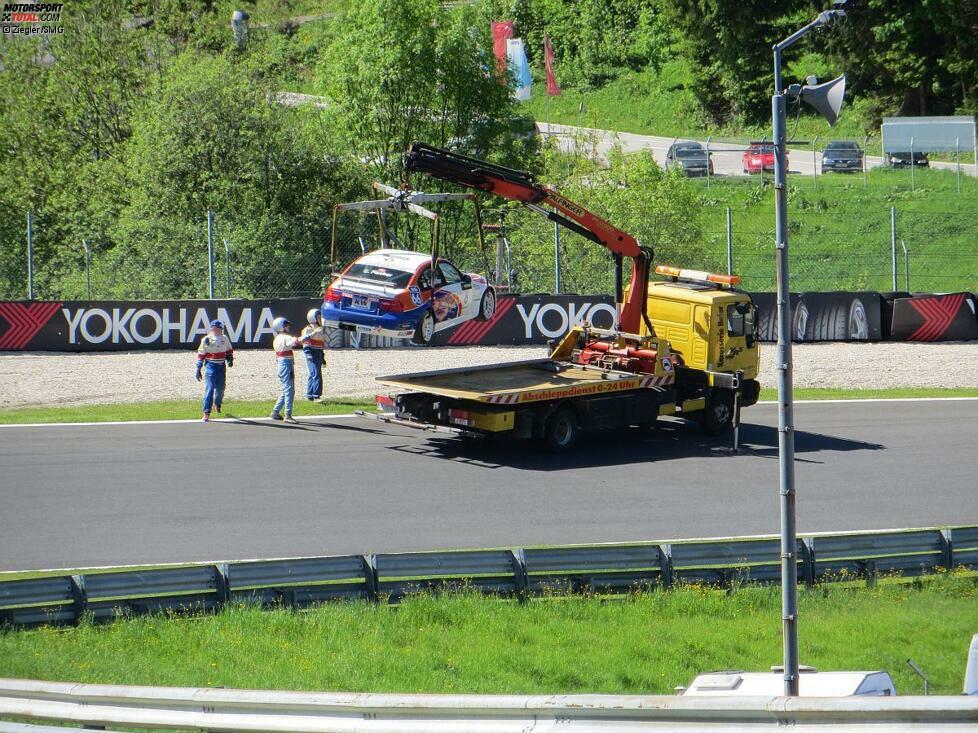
[404,142,653,334]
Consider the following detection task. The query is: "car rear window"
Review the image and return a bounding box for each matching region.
[750,145,774,154]
[345,263,413,288]
[676,146,705,157]
[827,142,859,150]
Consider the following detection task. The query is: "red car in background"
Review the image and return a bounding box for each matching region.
[742,143,785,174]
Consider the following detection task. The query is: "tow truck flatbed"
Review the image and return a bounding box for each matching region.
[377,358,673,406]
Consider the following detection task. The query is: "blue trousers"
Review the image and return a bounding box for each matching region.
[303,347,324,399]
[273,359,295,416]
[202,362,226,414]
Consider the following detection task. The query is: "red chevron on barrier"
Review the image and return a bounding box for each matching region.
[447,297,516,345]
[0,302,63,350]
[908,293,964,341]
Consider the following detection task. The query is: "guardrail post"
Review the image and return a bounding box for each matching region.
[510,549,529,602]
[362,554,380,603]
[659,545,673,589]
[799,538,815,588]
[69,574,88,622]
[214,564,231,609]
[939,529,953,569]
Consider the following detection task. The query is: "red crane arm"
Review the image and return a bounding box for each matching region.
[404,142,652,333]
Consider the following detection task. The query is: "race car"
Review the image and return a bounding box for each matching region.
[321,249,496,344]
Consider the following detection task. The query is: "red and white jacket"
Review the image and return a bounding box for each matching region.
[300,324,325,350]
[197,334,233,365]
[273,333,302,360]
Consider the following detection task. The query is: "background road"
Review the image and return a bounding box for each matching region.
[538,122,978,179]
[1,399,975,571]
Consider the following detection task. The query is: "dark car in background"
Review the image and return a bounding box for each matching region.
[821,140,863,173]
[888,151,929,168]
[666,141,713,177]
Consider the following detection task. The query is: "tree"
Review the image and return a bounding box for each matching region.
[317,0,536,182]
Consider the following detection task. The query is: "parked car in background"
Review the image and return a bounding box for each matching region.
[888,151,929,168]
[322,249,495,345]
[666,141,713,177]
[742,143,783,174]
[821,140,864,173]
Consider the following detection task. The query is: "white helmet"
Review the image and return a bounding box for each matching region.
[306,308,321,325]
[272,316,290,333]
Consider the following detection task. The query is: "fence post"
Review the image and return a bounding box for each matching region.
[726,207,734,275]
[27,212,34,300]
[811,136,818,189]
[69,574,88,622]
[510,548,529,602]
[207,209,216,299]
[706,135,712,189]
[553,221,562,294]
[362,554,380,602]
[659,544,673,589]
[956,138,961,194]
[223,238,232,297]
[800,538,815,588]
[890,207,898,291]
[214,563,231,609]
[910,136,916,192]
[862,134,868,188]
[83,239,92,299]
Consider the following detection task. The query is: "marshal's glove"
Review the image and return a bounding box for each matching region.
[226,354,234,368]
[195,365,202,382]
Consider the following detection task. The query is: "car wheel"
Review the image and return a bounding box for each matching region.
[544,407,578,452]
[478,288,496,321]
[700,390,734,435]
[412,310,435,345]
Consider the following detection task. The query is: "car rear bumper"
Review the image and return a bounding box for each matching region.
[322,303,425,339]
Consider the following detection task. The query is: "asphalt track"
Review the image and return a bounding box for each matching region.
[1,399,976,571]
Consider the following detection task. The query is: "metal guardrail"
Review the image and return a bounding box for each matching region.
[0,678,976,731]
[0,526,975,627]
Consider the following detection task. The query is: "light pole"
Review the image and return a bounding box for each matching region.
[771,2,847,697]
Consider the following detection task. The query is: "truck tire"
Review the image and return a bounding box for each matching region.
[544,407,578,452]
[700,390,734,435]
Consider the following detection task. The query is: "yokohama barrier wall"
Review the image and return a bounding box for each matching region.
[0,291,975,351]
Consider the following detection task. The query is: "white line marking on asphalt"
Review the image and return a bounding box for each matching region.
[756,396,978,405]
[0,414,362,429]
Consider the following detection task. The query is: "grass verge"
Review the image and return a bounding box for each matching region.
[0,574,975,694]
[0,399,372,425]
[3,388,976,425]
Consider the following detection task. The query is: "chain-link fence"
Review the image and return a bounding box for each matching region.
[8,204,978,301]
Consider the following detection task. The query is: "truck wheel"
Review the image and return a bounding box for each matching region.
[412,310,435,345]
[700,390,734,435]
[544,408,578,452]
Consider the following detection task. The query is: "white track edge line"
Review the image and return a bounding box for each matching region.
[0,413,362,428]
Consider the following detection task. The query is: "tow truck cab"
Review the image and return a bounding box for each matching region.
[641,274,761,420]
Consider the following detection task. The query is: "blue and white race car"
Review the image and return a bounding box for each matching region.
[322,249,496,344]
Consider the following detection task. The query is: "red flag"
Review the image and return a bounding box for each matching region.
[544,33,561,96]
[491,21,514,78]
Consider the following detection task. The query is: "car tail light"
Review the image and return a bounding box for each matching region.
[324,287,342,303]
[379,297,405,313]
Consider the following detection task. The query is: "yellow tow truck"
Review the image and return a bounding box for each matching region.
[364,144,760,451]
